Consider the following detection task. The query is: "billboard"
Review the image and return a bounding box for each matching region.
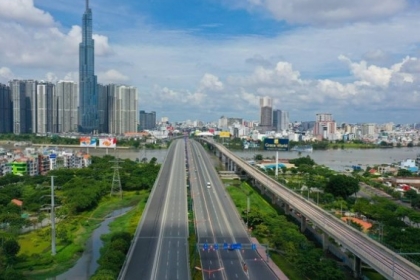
[99,137,117,148]
[219,131,230,138]
[263,138,289,151]
[80,137,97,147]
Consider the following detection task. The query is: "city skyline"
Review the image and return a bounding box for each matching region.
[0,1,420,123]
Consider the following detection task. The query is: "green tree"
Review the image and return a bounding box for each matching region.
[324,174,359,199]
[397,169,413,177]
[254,154,263,161]
[289,156,315,167]
[2,239,20,264]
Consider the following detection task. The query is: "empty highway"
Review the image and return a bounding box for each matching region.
[119,139,190,280]
[188,140,278,279]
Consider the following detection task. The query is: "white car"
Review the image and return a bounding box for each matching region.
[207,182,211,188]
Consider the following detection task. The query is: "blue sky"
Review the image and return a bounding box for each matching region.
[1,0,420,124]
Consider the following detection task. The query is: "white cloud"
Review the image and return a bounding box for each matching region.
[45,72,58,82]
[0,0,54,26]
[339,55,393,88]
[199,73,224,91]
[98,69,129,84]
[225,0,407,25]
[0,67,15,82]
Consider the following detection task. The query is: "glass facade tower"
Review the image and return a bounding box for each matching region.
[79,0,98,133]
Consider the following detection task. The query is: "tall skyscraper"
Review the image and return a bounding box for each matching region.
[259,96,273,132]
[79,0,98,133]
[0,83,12,133]
[273,109,289,132]
[56,81,79,133]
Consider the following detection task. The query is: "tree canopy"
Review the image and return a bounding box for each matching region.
[324,174,360,199]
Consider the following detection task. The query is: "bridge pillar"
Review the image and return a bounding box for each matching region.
[233,162,237,172]
[284,203,290,215]
[322,232,328,251]
[300,215,307,232]
[353,255,361,278]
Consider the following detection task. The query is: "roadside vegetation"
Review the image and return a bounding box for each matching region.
[225,180,345,280]
[0,155,160,279]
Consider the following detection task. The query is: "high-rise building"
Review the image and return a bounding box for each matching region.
[314,113,336,140]
[97,84,108,133]
[108,85,139,134]
[273,110,289,132]
[36,82,55,134]
[259,97,273,132]
[56,81,79,133]
[139,110,156,130]
[79,0,98,133]
[0,83,12,133]
[361,123,376,137]
[9,80,38,134]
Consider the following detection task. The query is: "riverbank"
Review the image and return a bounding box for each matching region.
[18,191,149,280]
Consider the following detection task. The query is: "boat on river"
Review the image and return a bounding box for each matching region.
[291,145,313,152]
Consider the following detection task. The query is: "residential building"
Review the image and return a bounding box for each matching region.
[273,109,289,132]
[79,0,98,133]
[0,83,12,133]
[56,81,79,133]
[361,123,376,137]
[139,110,156,130]
[108,85,139,134]
[36,82,55,134]
[97,83,108,133]
[313,113,337,140]
[259,96,273,132]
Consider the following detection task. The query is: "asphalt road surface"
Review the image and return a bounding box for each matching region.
[119,139,190,280]
[188,140,278,280]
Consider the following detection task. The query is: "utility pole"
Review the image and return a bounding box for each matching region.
[50,176,56,256]
[246,195,250,234]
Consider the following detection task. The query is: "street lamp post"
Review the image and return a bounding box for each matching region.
[246,195,250,234]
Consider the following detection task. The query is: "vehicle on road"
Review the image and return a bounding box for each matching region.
[207,182,211,188]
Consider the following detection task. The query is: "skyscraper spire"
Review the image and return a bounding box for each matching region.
[86,0,89,10]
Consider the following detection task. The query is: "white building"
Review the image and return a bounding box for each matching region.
[56,81,79,133]
[108,85,139,134]
[36,82,55,134]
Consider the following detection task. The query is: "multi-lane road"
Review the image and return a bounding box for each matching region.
[119,139,190,280]
[188,140,278,279]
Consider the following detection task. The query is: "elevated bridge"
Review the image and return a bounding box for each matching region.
[202,139,420,280]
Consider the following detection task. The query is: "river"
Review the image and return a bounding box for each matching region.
[3,143,419,171]
[54,207,132,280]
[234,147,420,171]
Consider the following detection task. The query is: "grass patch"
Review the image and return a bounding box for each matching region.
[270,252,303,280]
[108,190,149,235]
[18,191,148,279]
[225,181,301,279]
[362,268,387,280]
